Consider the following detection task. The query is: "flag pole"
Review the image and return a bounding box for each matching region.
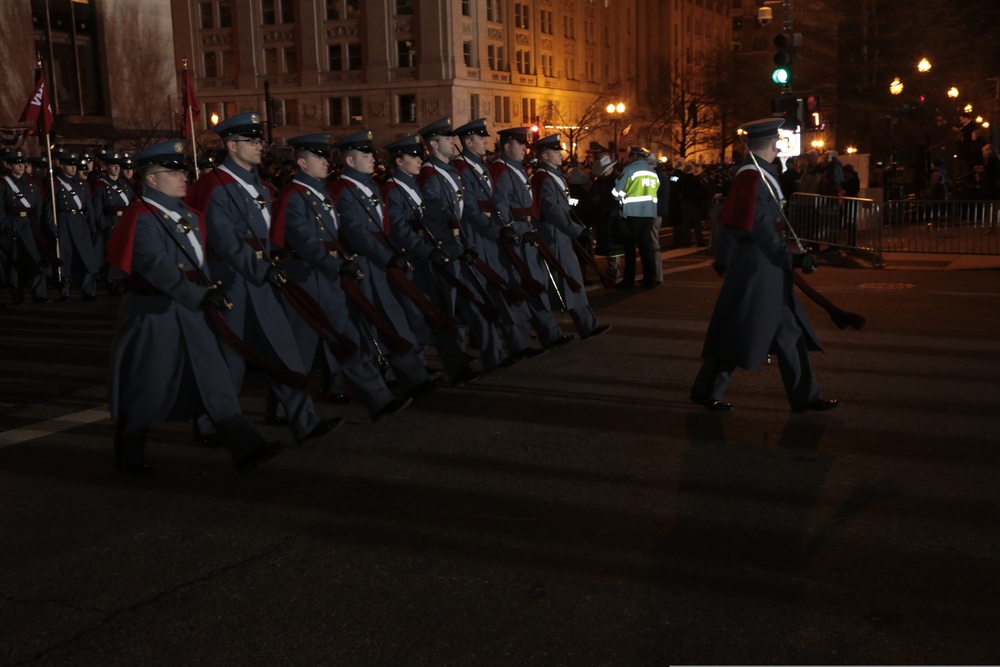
[182,58,201,180]
[45,135,61,284]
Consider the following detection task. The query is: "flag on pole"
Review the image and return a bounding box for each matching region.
[181,62,200,139]
[19,70,54,136]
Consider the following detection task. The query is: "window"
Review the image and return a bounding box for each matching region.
[346,0,360,18]
[521,98,529,123]
[282,99,299,125]
[463,42,473,67]
[199,2,213,29]
[280,0,294,23]
[732,17,743,30]
[563,16,575,39]
[732,0,742,7]
[283,47,297,73]
[540,53,554,77]
[515,50,531,74]
[470,93,480,119]
[326,0,341,20]
[203,51,218,77]
[752,35,767,50]
[221,51,237,77]
[348,96,363,125]
[486,0,502,22]
[219,1,232,27]
[514,3,529,29]
[494,95,510,124]
[347,43,362,70]
[487,45,505,71]
[398,94,417,123]
[262,0,275,24]
[264,48,279,74]
[395,0,413,14]
[328,44,342,70]
[397,40,416,68]
[328,97,344,125]
[732,38,742,52]
[462,0,471,16]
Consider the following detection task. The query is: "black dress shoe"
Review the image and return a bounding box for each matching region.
[119,463,156,477]
[297,418,344,446]
[408,375,442,399]
[450,368,484,387]
[193,429,222,448]
[614,281,637,290]
[82,294,102,302]
[234,441,284,472]
[703,399,734,412]
[792,398,840,413]
[371,396,413,424]
[582,324,612,340]
[516,346,548,359]
[319,390,353,405]
[60,295,73,302]
[545,334,574,349]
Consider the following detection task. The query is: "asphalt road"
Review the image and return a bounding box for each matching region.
[1,249,998,665]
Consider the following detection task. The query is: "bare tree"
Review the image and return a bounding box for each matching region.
[542,95,611,165]
[642,62,722,162]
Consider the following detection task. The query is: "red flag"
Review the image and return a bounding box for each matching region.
[181,66,200,139]
[19,71,54,137]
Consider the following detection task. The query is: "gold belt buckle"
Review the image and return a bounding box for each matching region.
[18,211,27,217]
[452,229,460,236]
[328,250,339,257]
[254,250,263,259]
[115,211,123,217]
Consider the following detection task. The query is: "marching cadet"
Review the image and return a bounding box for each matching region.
[92,151,135,295]
[42,148,101,301]
[530,134,612,340]
[383,123,504,384]
[105,140,283,476]
[491,127,573,349]
[185,112,341,445]
[1,149,51,304]
[329,129,440,397]
[272,133,411,422]
[453,118,545,362]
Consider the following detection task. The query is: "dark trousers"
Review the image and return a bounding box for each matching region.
[622,216,656,285]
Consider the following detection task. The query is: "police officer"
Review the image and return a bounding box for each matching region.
[329,129,439,397]
[105,140,283,475]
[185,112,340,445]
[42,148,101,301]
[613,146,661,288]
[492,127,572,349]
[273,132,411,422]
[1,149,51,304]
[530,134,611,339]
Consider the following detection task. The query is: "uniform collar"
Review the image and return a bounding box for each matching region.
[459,150,486,166]
[501,155,525,171]
[141,185,184,211]
[294,171,326,190]
[222,157,258,183]
[391,170,418,187]
[428,155,453,171]
[342,166,374,185]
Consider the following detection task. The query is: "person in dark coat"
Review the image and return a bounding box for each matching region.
[690,118,839,413]
[271,133,411,423]
[1,149,51,304]
[92,151,135,295]
[185,112,340,445]
[328,129,439,398]
[530,133,611,339]
[105,140,283,476]
[42,149,101,301]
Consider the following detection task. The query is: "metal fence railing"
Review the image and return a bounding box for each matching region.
[707,193,1000,265]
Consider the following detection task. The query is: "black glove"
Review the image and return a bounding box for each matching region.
[500,225,519,243]
[460,247,478,264]
[792,253,818,274]
[522,229,539,246]
[201,286,232,310]
[265,264,288,288]
[339,258,364,280]
[428,247,449,266]
[387,253,411,271]
[712,262,726,277]
[578,229,594,246]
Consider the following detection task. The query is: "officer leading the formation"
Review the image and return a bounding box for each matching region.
[105,140,283,475]
[690,118,839,413]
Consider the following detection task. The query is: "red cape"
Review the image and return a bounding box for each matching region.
[717,168,759,232]
[329,177,389,234]
[529,169,552,221]
[185,168,285,247]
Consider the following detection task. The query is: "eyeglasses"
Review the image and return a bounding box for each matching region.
[150,169,186,177]
[233,138,266,147]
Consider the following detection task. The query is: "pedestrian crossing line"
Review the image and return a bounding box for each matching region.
[0,406,112,449]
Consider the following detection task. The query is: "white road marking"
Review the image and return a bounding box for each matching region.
[0,406,112,448]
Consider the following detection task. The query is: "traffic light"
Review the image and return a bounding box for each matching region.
[772,32,796,86]
[803,94,821,130]
[530,117,540,143]
[772,94,800,131]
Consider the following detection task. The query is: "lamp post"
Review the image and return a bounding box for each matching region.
[606,102,626,153]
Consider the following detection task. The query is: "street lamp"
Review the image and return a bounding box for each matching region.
[917,58,932,73]
[964,103,973,114]
[606,102,626,152]
[947,87,959,99]
[890,78,904,95]
[210,112,220,126]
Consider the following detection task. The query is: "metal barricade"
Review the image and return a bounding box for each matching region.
[789,193,881,262]
[881,199,1000,254]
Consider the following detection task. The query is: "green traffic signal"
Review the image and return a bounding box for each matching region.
[772,67,790,85]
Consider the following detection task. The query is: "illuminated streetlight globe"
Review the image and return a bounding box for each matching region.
[889,78,903,95]
[947,87,959,99]
[210,113,220,125]
[976,116,984,123]
[964,104,973,113]
[606,103,615,114]
[917,58,932,73]
[615,103,625,113]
